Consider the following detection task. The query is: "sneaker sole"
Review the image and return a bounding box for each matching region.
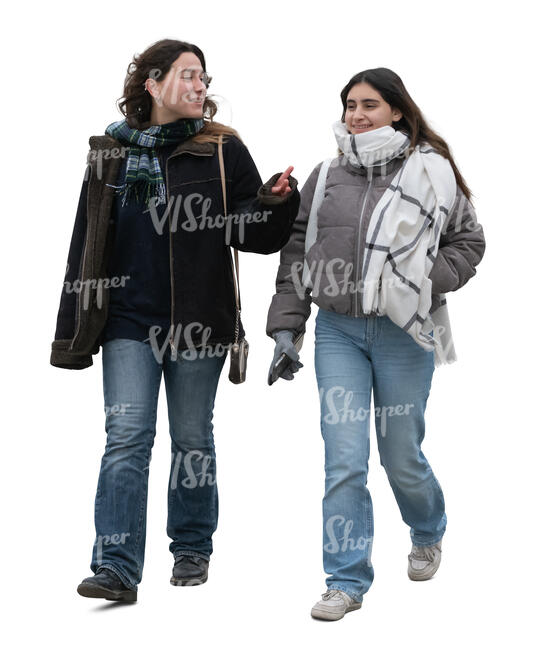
[77,583,137,602]
[311,601,362,621]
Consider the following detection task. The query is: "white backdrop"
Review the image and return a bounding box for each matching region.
[2,0,540,647]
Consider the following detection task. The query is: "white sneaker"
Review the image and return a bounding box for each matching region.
[311,588,362,621]
[408,539,442,581]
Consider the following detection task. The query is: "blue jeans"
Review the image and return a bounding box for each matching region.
[90,338,227,589]
[314,307,447,603]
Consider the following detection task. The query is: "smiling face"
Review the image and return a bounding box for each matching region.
[145,51,210,124]
[344,82,402,134]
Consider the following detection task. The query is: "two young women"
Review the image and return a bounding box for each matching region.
[50,38,485,619]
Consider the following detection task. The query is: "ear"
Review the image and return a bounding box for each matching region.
[392,108,403,123]
[145,78,158,98]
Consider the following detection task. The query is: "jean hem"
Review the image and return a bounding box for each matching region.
[173,550,210,562]
[326,583,364,604]
[95,563,138,590]
[410,531,445,547]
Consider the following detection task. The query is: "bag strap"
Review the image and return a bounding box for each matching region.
[302,158,332,288]
[218,134,241,343]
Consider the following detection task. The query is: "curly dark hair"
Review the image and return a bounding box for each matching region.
[117,38,239,143]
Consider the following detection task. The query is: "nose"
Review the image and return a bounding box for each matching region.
[193,76,206,94]
[354,105,366,120]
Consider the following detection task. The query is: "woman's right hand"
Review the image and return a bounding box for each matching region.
[268,330,303,383]
[271,166,295,197]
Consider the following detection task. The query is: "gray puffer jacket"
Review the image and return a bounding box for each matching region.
[266,153,485,339]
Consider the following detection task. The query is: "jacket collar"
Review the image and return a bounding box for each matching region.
[171,138,215,157]
[342,153,404,178]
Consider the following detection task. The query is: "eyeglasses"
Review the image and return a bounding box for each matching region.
[178,69,212,88]
[143,68,213,92]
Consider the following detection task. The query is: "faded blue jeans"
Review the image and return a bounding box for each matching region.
[314,307,447,603]
[90,338,227,589]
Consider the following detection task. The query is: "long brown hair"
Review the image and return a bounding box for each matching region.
[339,68,472,201]
[116,38,240,144]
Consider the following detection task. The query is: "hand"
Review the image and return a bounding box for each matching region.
[268,330,303,384]
[271,166,294,197]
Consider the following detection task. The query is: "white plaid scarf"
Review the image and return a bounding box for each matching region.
[332,120,458,366]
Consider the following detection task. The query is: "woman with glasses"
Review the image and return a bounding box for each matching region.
[50,38,300,601]
[266,67,485,620]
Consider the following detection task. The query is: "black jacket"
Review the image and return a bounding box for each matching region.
[50,133,300,369]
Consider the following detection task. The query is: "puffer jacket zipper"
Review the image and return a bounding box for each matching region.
[353,171,373,318]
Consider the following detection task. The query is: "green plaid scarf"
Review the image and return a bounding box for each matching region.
[105,117,205,207]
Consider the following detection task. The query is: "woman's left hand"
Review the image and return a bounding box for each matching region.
[271,166,294,197]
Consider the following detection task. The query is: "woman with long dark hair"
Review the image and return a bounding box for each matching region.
[266,67,485,620]
[50,38,300,601]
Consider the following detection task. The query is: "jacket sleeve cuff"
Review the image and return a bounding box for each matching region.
[266,292,311,339]
[50,339,93,370]
[257,173,299,205]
